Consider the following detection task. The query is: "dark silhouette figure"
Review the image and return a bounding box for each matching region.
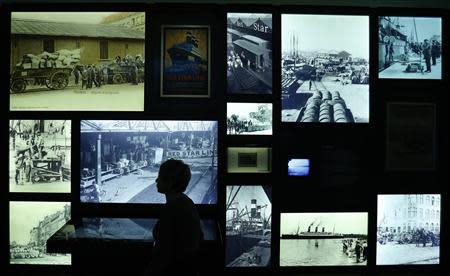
[145,159,203,276]
[422,39,432,72]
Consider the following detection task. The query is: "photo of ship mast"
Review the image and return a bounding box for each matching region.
[378,16,442,79]
[281,14,369,123]
[226,185,272,267]
[280,212,368,266]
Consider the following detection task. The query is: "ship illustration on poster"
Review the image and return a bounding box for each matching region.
[161,25,210,97]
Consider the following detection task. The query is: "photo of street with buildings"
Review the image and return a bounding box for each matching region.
[378,17,442,79]
[80,120,218,204]
[280,212,368,266]
[10,12,145,111]
[281,14,369,123]
[377,194,440,265]
[226,185,272,267]
[9,120,71,193]
[227,13,272,94]
[227,103,272,135]
[10,201,71,265]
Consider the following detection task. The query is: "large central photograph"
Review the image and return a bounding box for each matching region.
[281,14,370,123]
[80,120,218,204]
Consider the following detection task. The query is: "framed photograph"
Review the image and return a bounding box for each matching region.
[160,25,211,97]
[227,102,273,135]
[10,12,145,111]
[378,16,442,80]
[386,103,436,171]
[227,147,272,173]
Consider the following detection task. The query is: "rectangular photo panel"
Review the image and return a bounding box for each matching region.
[227,103,272,135]
[281,14,370,123]
[10,201,71,265]
[377,194,441,265]
[280,212,368,266]
[226,185,272,267]
[161,25,210,97]
[287,158,310,176]
[227,147,272,173]
[80,120,218,204]
[10,12,145,111]
[378,17,442,80]
[227,13,272,94]
[9,120,71,193]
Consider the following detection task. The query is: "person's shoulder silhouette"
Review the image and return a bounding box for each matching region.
[147,159,203,276]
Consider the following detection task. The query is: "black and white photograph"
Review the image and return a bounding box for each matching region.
[377,194,441,265]
[80,120,218,204]
[10,201,71,265]
[227,13,272,94]
[281,14,370,123]
[386,103,436,171]
[227,147,272,173]
[226,185,272,267]
[280,212,368,266]
[227,103,272,135]
[378,17,442,79]
[10,12,145,111]
[9,120,71,193]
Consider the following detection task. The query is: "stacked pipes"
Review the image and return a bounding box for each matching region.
[299,90,352,122]
[300,91,322,122]
[331,91,349,123]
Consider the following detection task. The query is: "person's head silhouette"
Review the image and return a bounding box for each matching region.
[156,159,191,195]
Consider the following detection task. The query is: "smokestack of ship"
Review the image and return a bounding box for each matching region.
[251,199,257,218]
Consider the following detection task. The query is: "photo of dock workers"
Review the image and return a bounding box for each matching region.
[226,185,272,267]
[280,212,368,266]
[10,12,145,111]
[281,15,369,123]
[227,13,272,94]
[377,194,441,265]
[80,120,218,204]
[378,17,442,80]
[9,120,71,193]
[10,201,71,265]
[227,103,272,135]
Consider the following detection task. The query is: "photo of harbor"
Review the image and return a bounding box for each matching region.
[281,14,369,123]
[10,201,71,265]
[80,120,218,204]
[377,194,440,265]
[227,13,272,94]
[280,212,368,266]
[378,17,442,79]
[226,185,272,267]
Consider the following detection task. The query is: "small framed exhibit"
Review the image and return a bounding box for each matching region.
[10,11,146,111]
[281,14,370,123]
[226,185,272,267]
[386,103,436,171]
[160,25,211,98]
[280,212,368,266]
[287,158,310,176]
[9,120,71,193]
[227,147,272,173]
[377,194,441,265]
[227,102,272,135]
[378,16,442,80]
[10,201,72,265]
[227,12,272,94]
[80,120,218,204]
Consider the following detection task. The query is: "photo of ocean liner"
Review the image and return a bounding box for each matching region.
[280,212,368,266]
[226,185,272,267]
[281,15,369,123]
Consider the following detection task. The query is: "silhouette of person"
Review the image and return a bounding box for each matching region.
[145,159,203,276]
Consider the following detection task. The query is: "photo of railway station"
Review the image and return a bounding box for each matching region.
[80,120,218,204]
[378,17,442,79]
[281,14,369,123]
[9,120,71,193]
[10,12,145,111]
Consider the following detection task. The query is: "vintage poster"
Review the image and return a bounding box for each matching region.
[161,25,210,97]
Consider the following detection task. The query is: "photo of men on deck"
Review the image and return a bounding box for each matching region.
[378,17,442,79]
[227,13,272,94]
